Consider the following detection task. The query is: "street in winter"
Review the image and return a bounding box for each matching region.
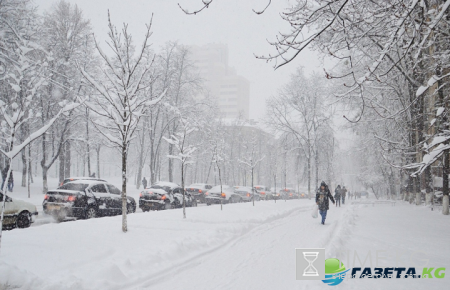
[0,1,449,290]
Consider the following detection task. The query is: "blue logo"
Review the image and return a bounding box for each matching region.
[322,258,349,286]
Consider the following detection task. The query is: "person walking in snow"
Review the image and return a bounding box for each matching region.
[334,185,341,207]
[1,166,7,191]
[316,181,335,225]
[7,170,13,192]
[142,177,148,189]
[341,186,347,204]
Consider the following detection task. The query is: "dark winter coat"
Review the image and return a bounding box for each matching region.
[316,186,335,211]
[142,178,148,189]
[334,186,341,198]
[341,187,347,197]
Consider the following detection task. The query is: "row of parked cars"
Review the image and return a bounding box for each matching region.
[180,184,307,206]
[138,182,309,211]
[1,177,308,230]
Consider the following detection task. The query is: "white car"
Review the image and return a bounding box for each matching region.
[1,191,38,230]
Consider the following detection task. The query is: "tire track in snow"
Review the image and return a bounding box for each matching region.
[114,204,312,290]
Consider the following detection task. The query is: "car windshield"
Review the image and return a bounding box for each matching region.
[59,183,89,191]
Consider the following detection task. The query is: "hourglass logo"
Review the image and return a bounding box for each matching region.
[296,248,325,280]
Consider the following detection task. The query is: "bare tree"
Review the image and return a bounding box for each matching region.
[79,13,165,232]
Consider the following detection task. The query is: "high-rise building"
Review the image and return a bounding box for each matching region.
[190,43,250,119]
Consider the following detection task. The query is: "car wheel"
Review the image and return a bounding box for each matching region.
[164,201,172,210]
[206,203,211,206]
[16,212,31,228]
[85,207,97,219]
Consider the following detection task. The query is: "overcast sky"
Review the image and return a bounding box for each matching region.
[33,0,332,120]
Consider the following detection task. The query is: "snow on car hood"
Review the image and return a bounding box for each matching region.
[9,198,37,213]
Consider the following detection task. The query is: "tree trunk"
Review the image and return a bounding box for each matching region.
[182,163,186,218]
[168,143,173,182]
[307,156,311,200]
[86,108,91,177]
[64,141,71,178]
[28,144,33,183]
[443,150,449,215]
[136,132,145,189]
[252,167,255,207]
[96,145,101,179]
[59,145,65,183]
[438,70,449,214]
[121,143,128,233]
[315,149,319,190]
[21,149,27,187]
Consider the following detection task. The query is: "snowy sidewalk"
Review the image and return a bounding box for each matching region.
[0,199,449,290]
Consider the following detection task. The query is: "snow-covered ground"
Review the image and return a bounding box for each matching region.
[0,176,449,289]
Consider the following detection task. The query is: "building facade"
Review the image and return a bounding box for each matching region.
[190,43,250,119]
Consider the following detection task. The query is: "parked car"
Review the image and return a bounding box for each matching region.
[139,181,197,211]
[185,183,213,203]
[254,185,272,200]
[280,188,297,199]
[1,190,38,230]
[270,187,281,200]
[43,180,136,221]
[205,185,238,205]
[59,176,107,187]
[234,186,260,202]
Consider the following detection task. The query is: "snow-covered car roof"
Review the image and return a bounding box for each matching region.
[63,180,108,185]
[64,177,106,181]
[143,188,168,195]
[234,186,253,193]
[187,183,210,189]
[208,185,234,194]
[152,181,179,189]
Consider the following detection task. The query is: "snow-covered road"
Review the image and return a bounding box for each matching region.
[1,198,449,290]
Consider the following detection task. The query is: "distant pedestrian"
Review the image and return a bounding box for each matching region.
[341,186,347,204]
[90,172,96,178]
[334,185,341,207]
[316,181,335,225]
[1,166,8,191]
[1,166,12,192]
[7,170,13,192]
[142,177,148,189]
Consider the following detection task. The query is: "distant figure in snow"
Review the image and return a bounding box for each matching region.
[341,186,347,204]
[7,169,13,192]
[316,181,335,225]
[1,166,8,191]
[90,172,96,178]
[142,177,148,189]
[348,191,353,200]
[334,185,341,207]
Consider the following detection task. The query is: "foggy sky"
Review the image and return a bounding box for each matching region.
[33,0,328,120]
